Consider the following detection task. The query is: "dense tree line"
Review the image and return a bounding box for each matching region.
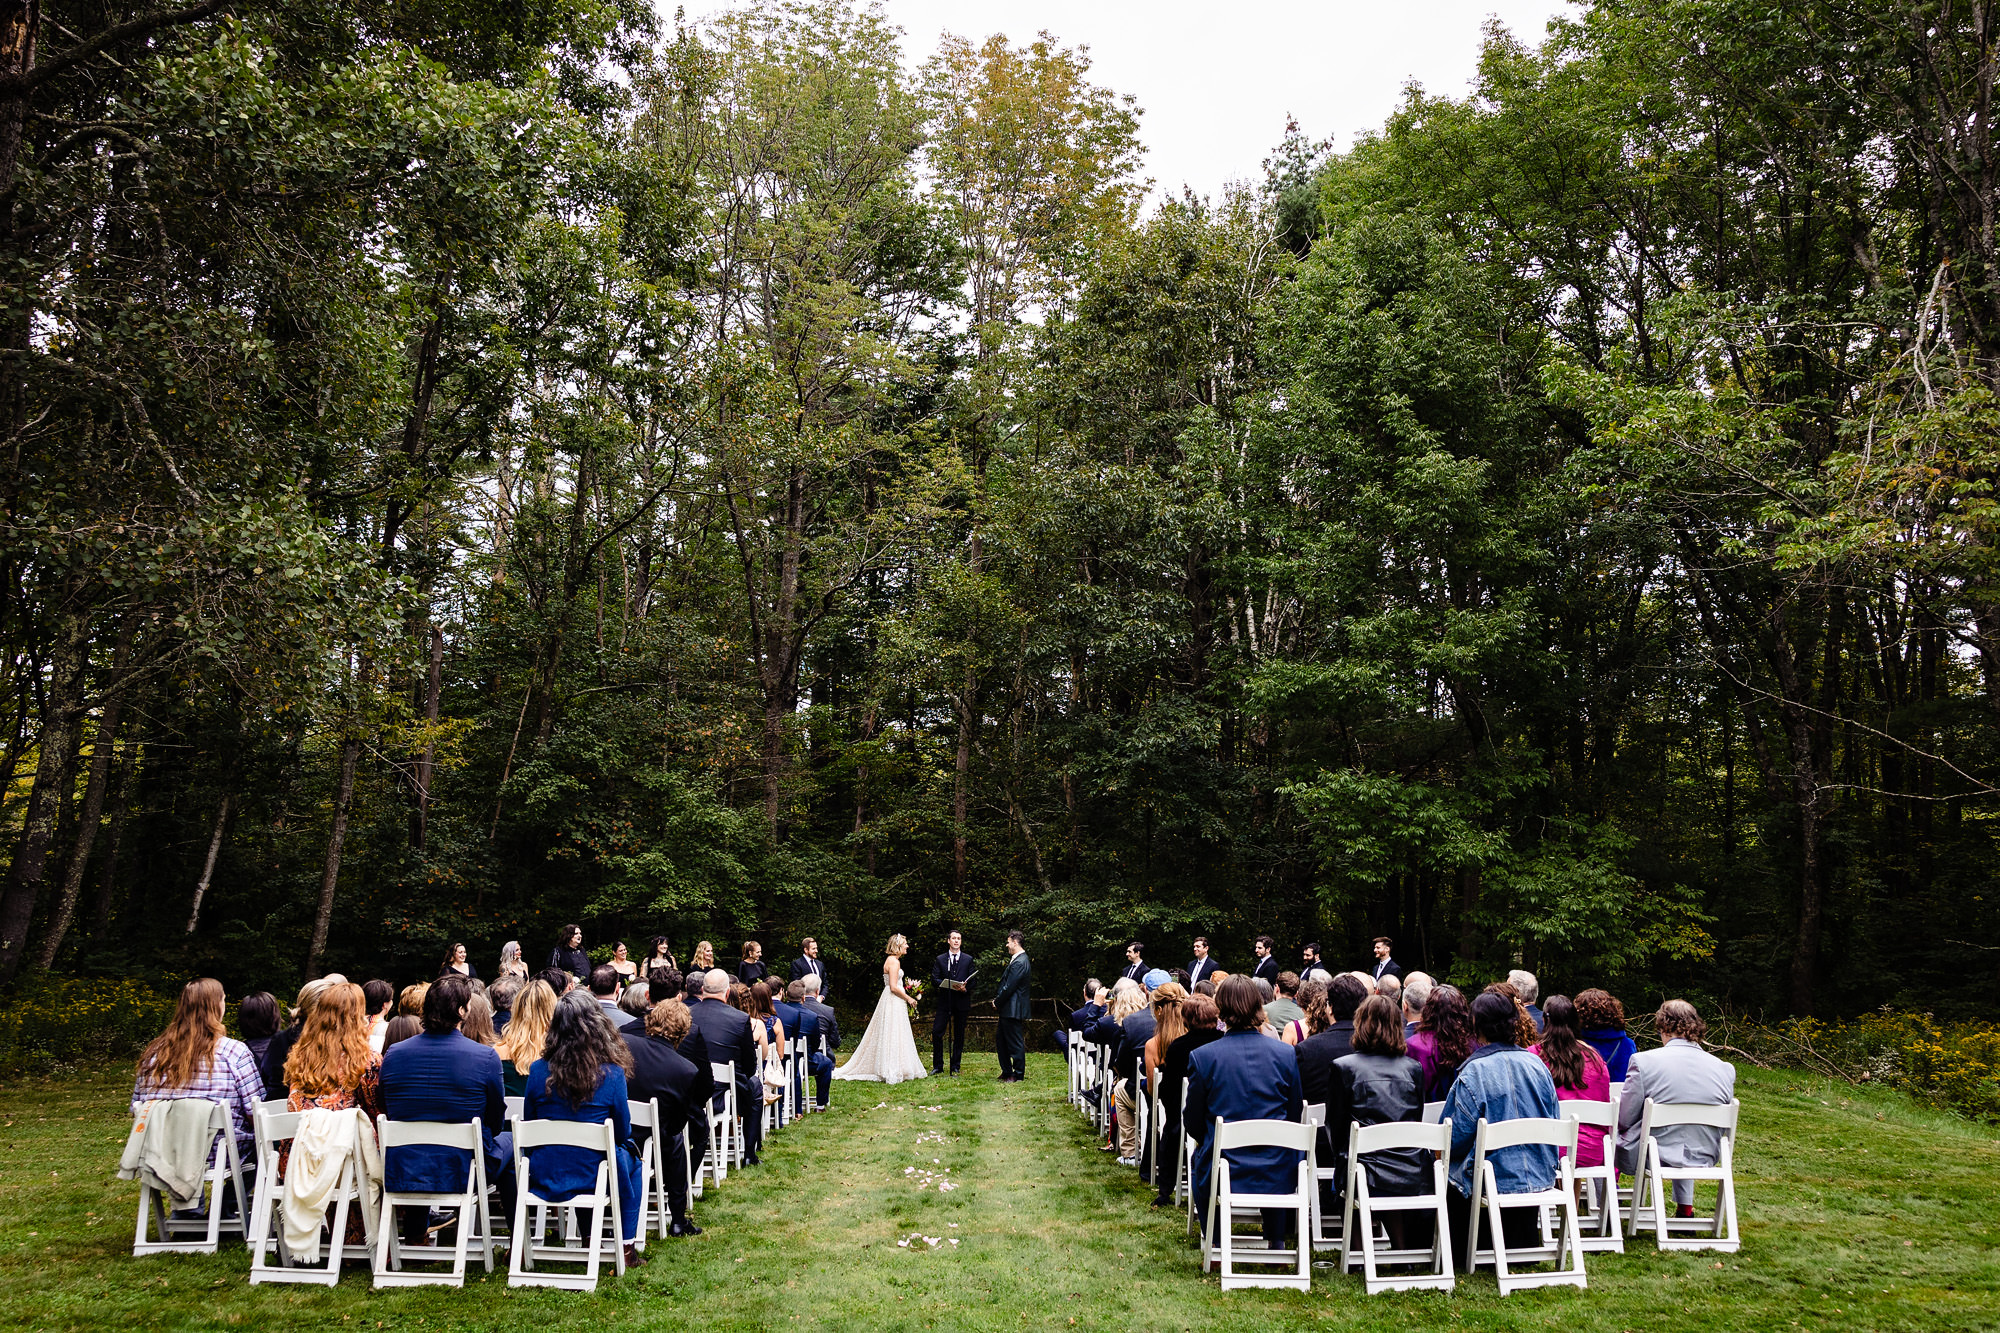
[4,0,1996,1016]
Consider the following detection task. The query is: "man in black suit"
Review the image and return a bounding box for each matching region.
[1251,935,1279,984]
[1371,936,1405,984]
[1187,936,1219,987]
[931,930,975,1075]
[690,969,764,1166]
[789,937,828,989]
[1120,940,1146,983]
[1300,941,1321,973]
[622,996,708,1237]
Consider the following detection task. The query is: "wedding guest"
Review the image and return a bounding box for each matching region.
[1442,991,1559,1260]
[238,991,280,1072]
[524,992,643,1268]
[1507,969,1545,1034]
[535,967,573,998]
[643,936,676,976]
[1153,992,1223,1206]
[1328,996,1429,1243]
[1486,980,1542,1047]
[1266,973,1305,1032]
[1616,999,1734,1216]
[1110,978,1156,1166]
[691,969,762,1166]
[440,942,478,981]
[495,979,556,1098]
[381,1015,420,1052]
[591,965,636,1031]
[1406,983,1473,1101]
[798,973,841,1059]
[1065,979,1106,1064]
[459,990,500,1047]
[496,941,529,983]
[378,976,511,1247]
[774,980,829,1107]
[487,975,524,1036]
[361,980,395,1053]
[623,997,707,1237]
[1533,996,1610,1170]
[618,980,652,1028]
[398,982,429,1017]
[280,979,383,1244]
[1400,972,1433,1038]
[133,978,262,1156]
[1089,980,1146,1157]
[548,924,590,985]
[1142,983,1189,1189]
[1377,972,1402,1011]
[1295,973,1364,1108]
[1281,979,1329,1047]
[1184,975,1304,1252]
[737,941,769,988]
[1575,988,1636,1081]
[261,977,337,1099]
[745,981,784,1108]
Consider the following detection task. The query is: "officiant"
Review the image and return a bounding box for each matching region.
[931,930,975,1075]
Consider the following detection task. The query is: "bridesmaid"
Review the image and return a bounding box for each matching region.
[609,941,638,986]
[439,942,479,981]
[737,940,769,987]
[496,941,529,983]
[690,940,716,975]
[643,936,676,977]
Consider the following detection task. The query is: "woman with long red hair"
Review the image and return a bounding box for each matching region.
[278,981,382,1243]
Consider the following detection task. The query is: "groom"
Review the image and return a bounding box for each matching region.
[931,930,975,1075]
[994,930,1030,1082]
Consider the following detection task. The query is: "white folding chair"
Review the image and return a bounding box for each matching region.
[247,1107,377,1286]
[1465,1116,1586,1294]
[1169,1078,1194,1206]
[508,1119,625,1290]
[1421,1100,1447,1124]
[628,1099,670,1244]
[130,1099,249,1256]
[1133,1073,1151,1170]
[504,1096,524,1126]
[707,1062,736,1182]
[1200,1117,1316,1291]
[372,1116,494,1287]
[1301,1103,1342,1252]
[1340,1120,1454,1293]
[1626,1099,1740,1252]
[790,1036,808,1117]
[1559,1098,1624,1253]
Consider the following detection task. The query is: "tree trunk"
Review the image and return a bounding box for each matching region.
[306,736,361,978]
[0,611,87,983]
[1784,710,1829,1015]
[89,733,139,936]
[411,622,442,849]
[183,792,232,934]
[35,630,130,966]
[953,671,975,892]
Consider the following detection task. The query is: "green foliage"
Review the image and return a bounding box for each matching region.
[0,978,178,1071]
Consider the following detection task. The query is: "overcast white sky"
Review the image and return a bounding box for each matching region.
[874,0,1577,206]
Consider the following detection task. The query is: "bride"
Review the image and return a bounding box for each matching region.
[831,933,928,1084]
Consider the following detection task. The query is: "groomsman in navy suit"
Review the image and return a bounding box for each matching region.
[1251,935,1279,984]
[1187,936,1219,987]
[789,938,828,989]
[1120,940,1147,983]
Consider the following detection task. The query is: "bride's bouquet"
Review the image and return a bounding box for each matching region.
[904,978,924,1007]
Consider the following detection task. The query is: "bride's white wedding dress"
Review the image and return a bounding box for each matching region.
[832,959,928,1084]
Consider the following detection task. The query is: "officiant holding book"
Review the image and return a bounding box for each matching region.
[931,930,976,1075]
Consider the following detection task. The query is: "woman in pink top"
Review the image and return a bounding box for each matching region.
[1532,994,1610,1166]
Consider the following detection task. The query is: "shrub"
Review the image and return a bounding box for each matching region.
[0,976,180,1071]
[1707,1009,2000,1122]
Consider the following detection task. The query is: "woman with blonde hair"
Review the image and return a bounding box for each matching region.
[496,941,528,982]
[132,977,263,1156]
[495,979,555,1097]
[1141,982,1190,1179]
[459,990,500,1047]
[831,932,927,1083]
[690,940,716,973]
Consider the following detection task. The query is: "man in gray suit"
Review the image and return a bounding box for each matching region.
[1616,999,1735,1214]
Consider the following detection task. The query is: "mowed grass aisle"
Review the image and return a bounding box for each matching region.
[0,1053,1995,1331]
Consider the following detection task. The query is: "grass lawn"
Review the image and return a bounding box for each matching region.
[0,1053,1994,1330]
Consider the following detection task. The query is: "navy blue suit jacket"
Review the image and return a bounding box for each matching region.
[689,997,758,1104]
[1184,1030,1305,1205]
[378,1030,507,1193]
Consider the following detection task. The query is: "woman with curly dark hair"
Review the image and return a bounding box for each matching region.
[523,991,644,1267]
[1573,987,1636,1081]
[1405,984,1474,1100]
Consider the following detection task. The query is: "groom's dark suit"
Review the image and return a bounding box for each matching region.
[994,950,1031,1080]
[931,949,975,1073]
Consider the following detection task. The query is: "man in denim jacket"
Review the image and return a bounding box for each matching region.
[1442,991,1560,1266]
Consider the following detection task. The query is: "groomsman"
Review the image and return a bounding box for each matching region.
[994,930,1031,1082]
[1300,942,1322,973]
[1251,935,1279,984]
[790,938,828,988]
[1120,940,1147,983]
[1371,937,1404,984]
[1187,936,1219,987]
[932,931,975,1075]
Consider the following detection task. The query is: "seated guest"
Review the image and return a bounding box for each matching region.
[622,996,709,1237]
[590,965,637,1031]
[618,978,652,1029]
[1442,991,1560,1262]
[743,982,784,1110]
[1063,979,1105,1064]
[1616,999,1735,1218]
[798,973,841,1056]
[487,975,524,1037]
[1295,973,1366,1109]
[1400,972,1433,1038]
[681,968,705,1003]
[1265,973,1305,1032]
[1137,981,1187,1182]
[378,975,512,1245]
[280,980,383,1246]
[1154,992,1223,1205]
[1096,980,1153,1165]
[1329,995,1429,1245]
[1252,976,1276,1007]
[1184,976,1305,1252]
[132,978,263,1159]
[261,977,337,1099]
[535,967,573,998]
[238,991,280,1073]
[1377,971,1402,1011]
[691,969,763,1165]
[381,1015,421,1052]
[1507,969,1545,1034]
[1486,980,1542,1047]
[1349,970,1379,996]
[662,970,714,1085]
[1406,984,1473,1100]
[398,982,428,1017]
[495,979,555,1098]
[1533,996,1610,1171]
[1574,988,1636,1081]
[782,979,835,1110]
[525,992,644,1268]
[361,980,395,1053]
[460,990,500,1047]
[1279,979,1327,1046]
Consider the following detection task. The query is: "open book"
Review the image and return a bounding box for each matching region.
[939,970,977,992]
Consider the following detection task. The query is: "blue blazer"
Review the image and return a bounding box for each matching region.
[1184,1030,1305,1206]
[774,999,823,1048]
[522,1061,632,1200]
[378,1030,508,1193]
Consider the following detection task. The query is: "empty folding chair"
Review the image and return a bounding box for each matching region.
[1559,1098,1624,1253]
[1340,1120,1454,1293]
[1301,1103,1342,1253]
[127,1098,249,1257]
[1625,1098,1741,1252]
[1200,1117,1316,1291]
[1464,1116,1586,1294]
[371,1116,494,1287]
[627,1098,670,1245]
[247,1107,377,1287]
[508,1118,625,1290]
